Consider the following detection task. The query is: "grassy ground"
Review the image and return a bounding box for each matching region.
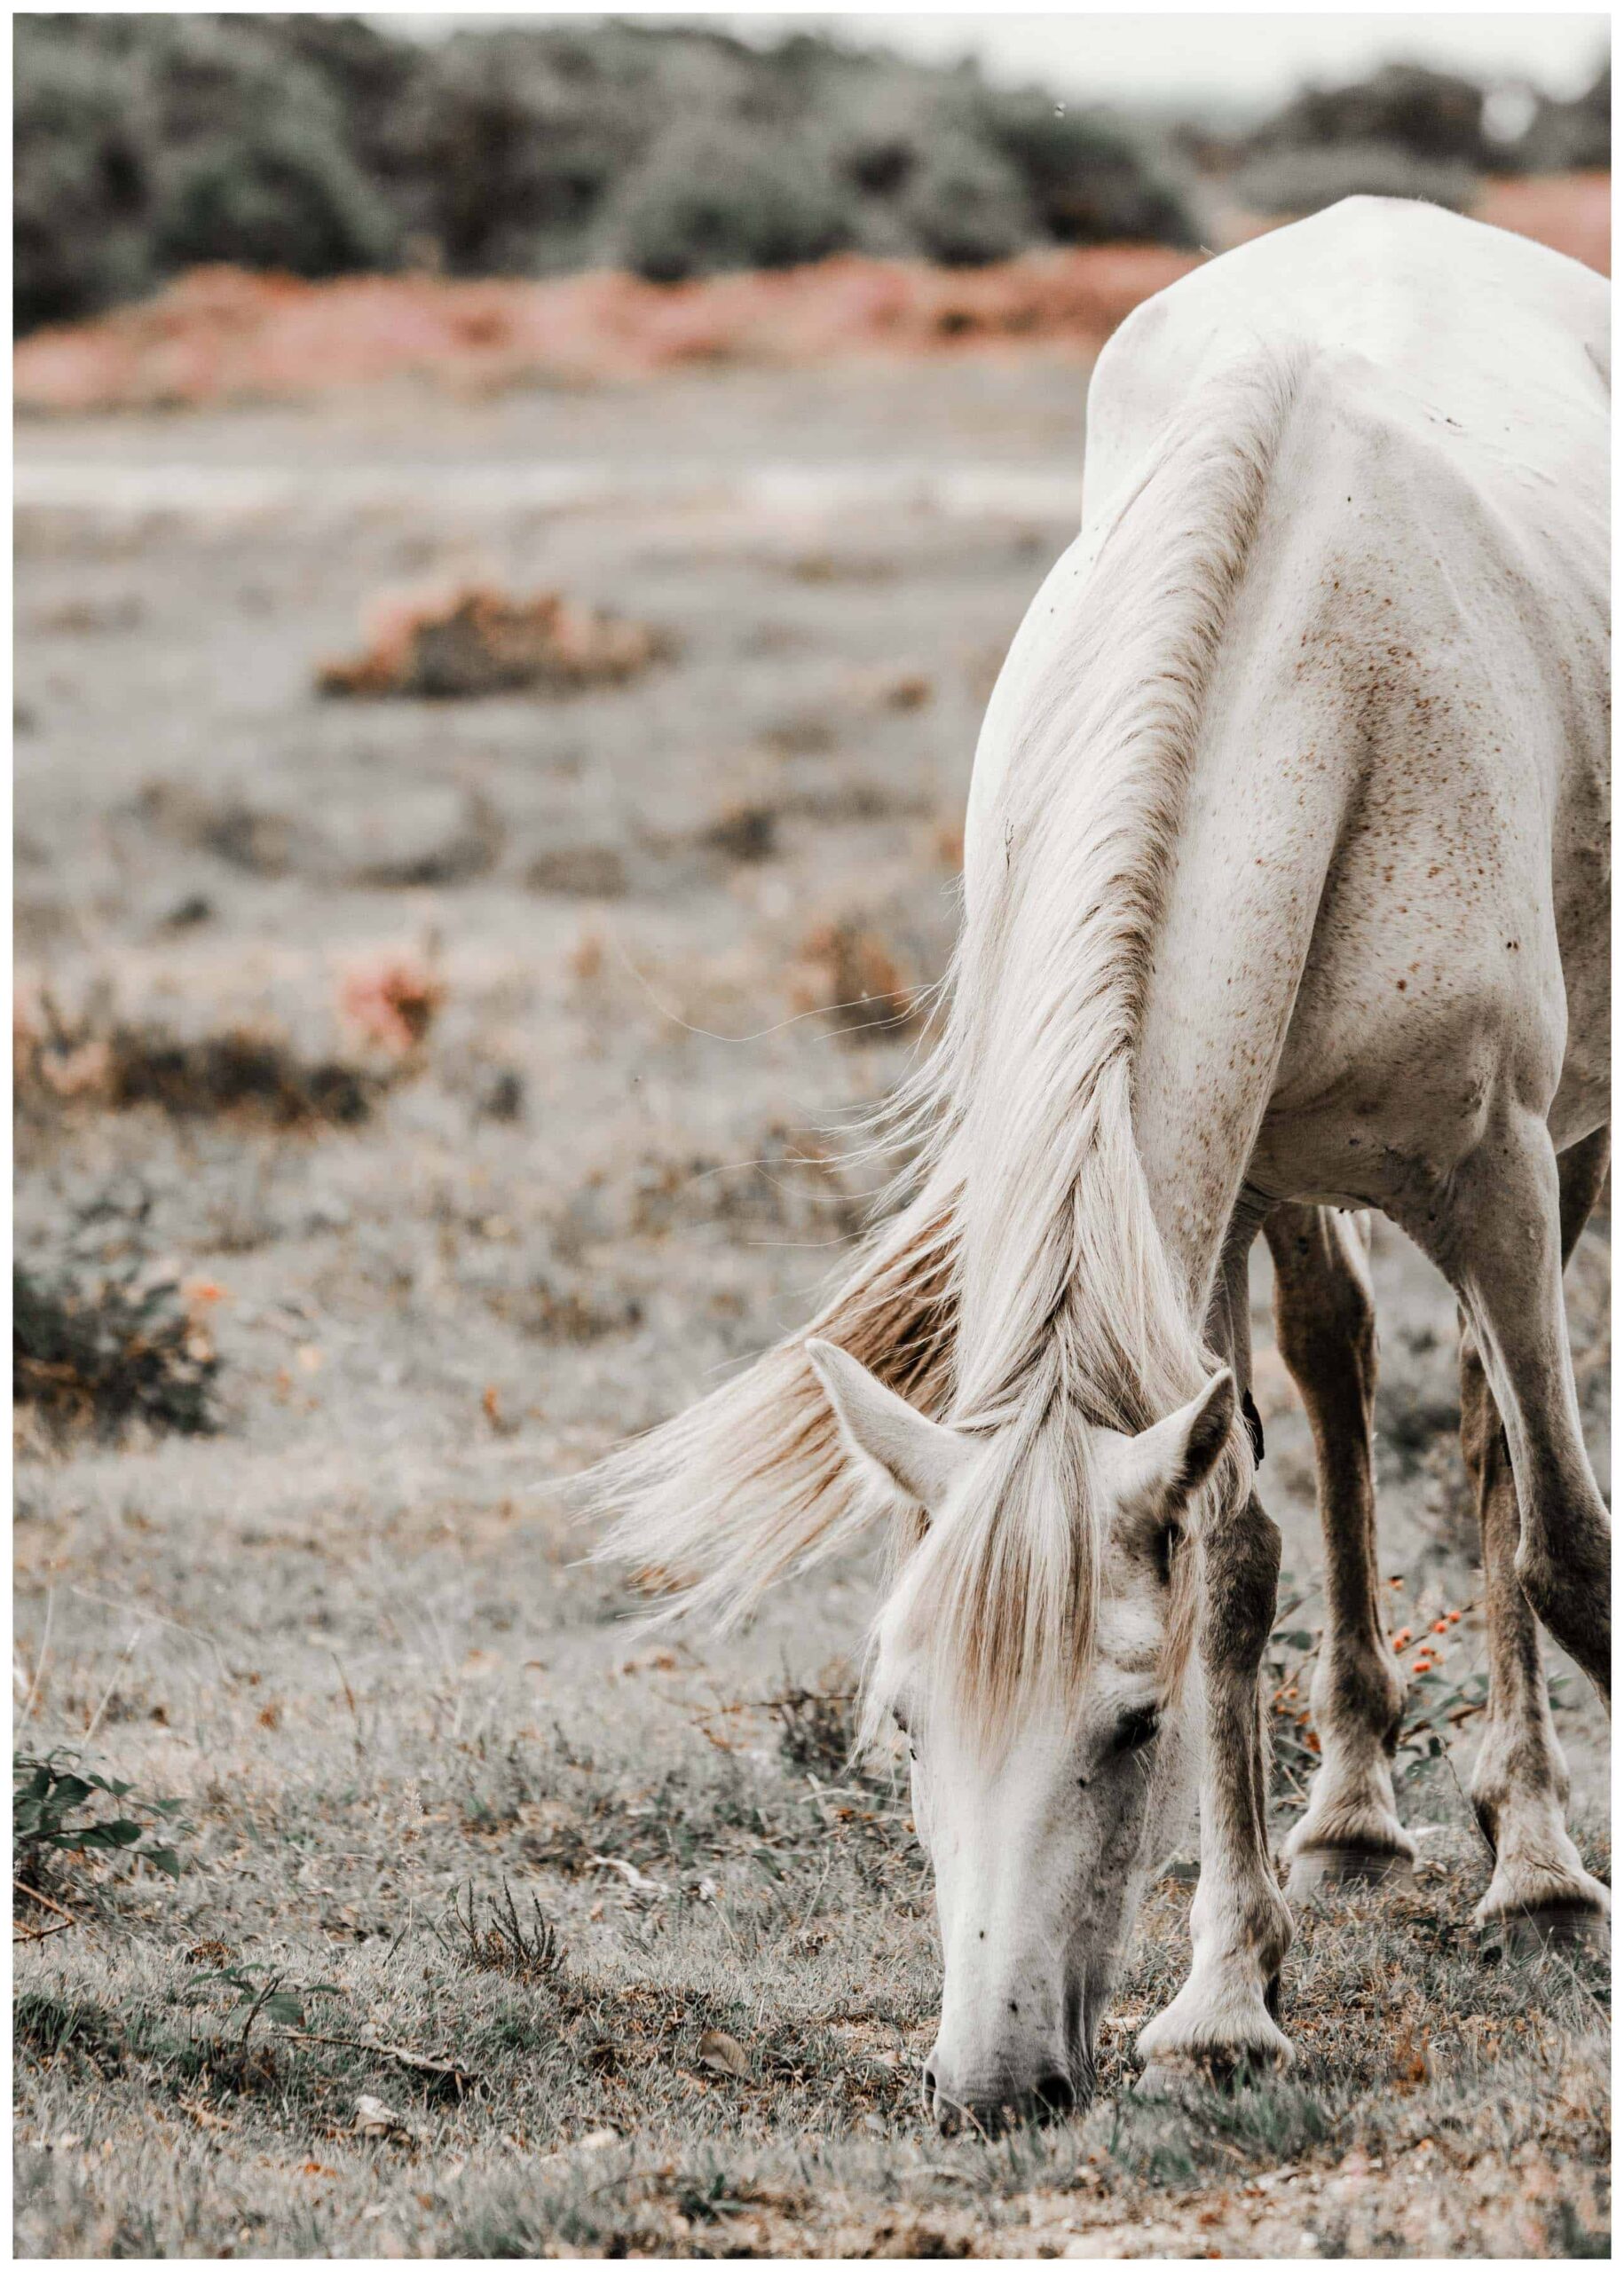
[14,357,1610,2258]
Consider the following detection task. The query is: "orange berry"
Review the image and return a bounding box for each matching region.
[1431,1619,1449,1634]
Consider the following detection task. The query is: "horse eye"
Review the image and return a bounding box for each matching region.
[1111,1705,1161,1756]
[1153,1522,1180,1584]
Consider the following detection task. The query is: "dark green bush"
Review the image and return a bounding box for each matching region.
[1516,62,1611,174]
[384,24,652,277]
[1249,61,1492,168]
[151,119,396,275]
[12,15,1605,335]
[13,29,156,333]
[895,130,1035,267]
[977,90,1201,248]
[601,121,856,284]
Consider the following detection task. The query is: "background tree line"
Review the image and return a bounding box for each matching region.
[15,12,1611,335]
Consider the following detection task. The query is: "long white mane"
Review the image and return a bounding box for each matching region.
[580,346,1298,1744]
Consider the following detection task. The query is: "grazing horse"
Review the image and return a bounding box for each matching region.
[585,199,1610,2128]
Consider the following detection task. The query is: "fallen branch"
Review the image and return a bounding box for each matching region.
[14,1917,78,1944]
[273,2028,477,2093]
[14,1879,76,1921]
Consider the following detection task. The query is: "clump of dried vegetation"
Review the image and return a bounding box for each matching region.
[16,958,449,1130]
[317,583,673,701]
[13,1263,220,1440]
[791,919,923,1043]
[439,1882,565,1983]
[16,1000,380,1129]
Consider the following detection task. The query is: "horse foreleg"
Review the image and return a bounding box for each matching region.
[1138,1487,1295,2084]
[1138,1227,1294,2085]
[1456,1125,1610,1952]
[1265,1204,1415,1896]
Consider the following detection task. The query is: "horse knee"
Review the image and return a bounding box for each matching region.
[1315,1641,1404,1751]
[1272,1218,1371,1390]
[1202,1497,1281,1666]
[1274,1258,1375,1390]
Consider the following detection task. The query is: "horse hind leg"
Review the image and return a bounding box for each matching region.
[1265,1205,1415,1899]
[1457,1124,1610,1954]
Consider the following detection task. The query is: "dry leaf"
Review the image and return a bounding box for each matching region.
[179,2100,233,2131]
[698,2028,750,2079]
[354,2094,416,2140]
[384,2046,476,2100]
[589,1854,667,1897]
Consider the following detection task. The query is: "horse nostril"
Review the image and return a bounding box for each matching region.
[1034,2071,1076,2118]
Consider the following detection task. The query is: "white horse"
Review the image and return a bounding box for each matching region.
[585,198,1610,2128]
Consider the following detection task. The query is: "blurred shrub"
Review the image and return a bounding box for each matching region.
[1249,62,1492,168]
[384,24,652,276]
[14,1262,220,1440]
[895,130,1034,267]
[1515,62,1611,174]
[12,15,1606,335]
[151,122,396,276]
[14,12,405,328]
[601,121,856,283]
[1231,142,1479,219]
[13,27,156,333]
[976,89,1201,248]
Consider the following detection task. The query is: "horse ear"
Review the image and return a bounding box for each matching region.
[1113,1369,1237,1512]
[805,1339,966,1512]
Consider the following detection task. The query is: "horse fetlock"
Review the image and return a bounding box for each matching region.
[1470,1732,1572,1847]
[1284,1763,1414,1895]
[1473,1811,1610,1948]
[1135,1963,1293,2082]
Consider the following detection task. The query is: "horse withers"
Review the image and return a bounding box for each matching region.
[584,197,1610,2130]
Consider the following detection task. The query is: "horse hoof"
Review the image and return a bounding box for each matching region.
[1286,1845,1414,1901]
[1486,1904,1609,1959]
[1134,2043,1283,2099]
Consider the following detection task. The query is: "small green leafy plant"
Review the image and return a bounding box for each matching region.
[183,1962,343,2044]
[13,1750,186,1883]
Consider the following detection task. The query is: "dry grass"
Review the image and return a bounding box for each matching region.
[12,1695,1611,2256]
[14,355,1609,2257]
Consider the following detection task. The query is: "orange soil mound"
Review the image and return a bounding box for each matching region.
[317,581,671,700]
[12,178,1606,416]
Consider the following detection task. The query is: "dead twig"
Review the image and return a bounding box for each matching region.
[14,1879,76,1921]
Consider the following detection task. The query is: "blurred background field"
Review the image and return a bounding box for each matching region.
[13,11,1611,406]
[12,12,1612,2260]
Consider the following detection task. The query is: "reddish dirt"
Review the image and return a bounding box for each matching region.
[12,245,1196,414]
[1477,169,1611,276]
[12,175,1606,418]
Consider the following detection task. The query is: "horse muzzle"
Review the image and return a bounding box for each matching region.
[923,2053,1092,2134]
